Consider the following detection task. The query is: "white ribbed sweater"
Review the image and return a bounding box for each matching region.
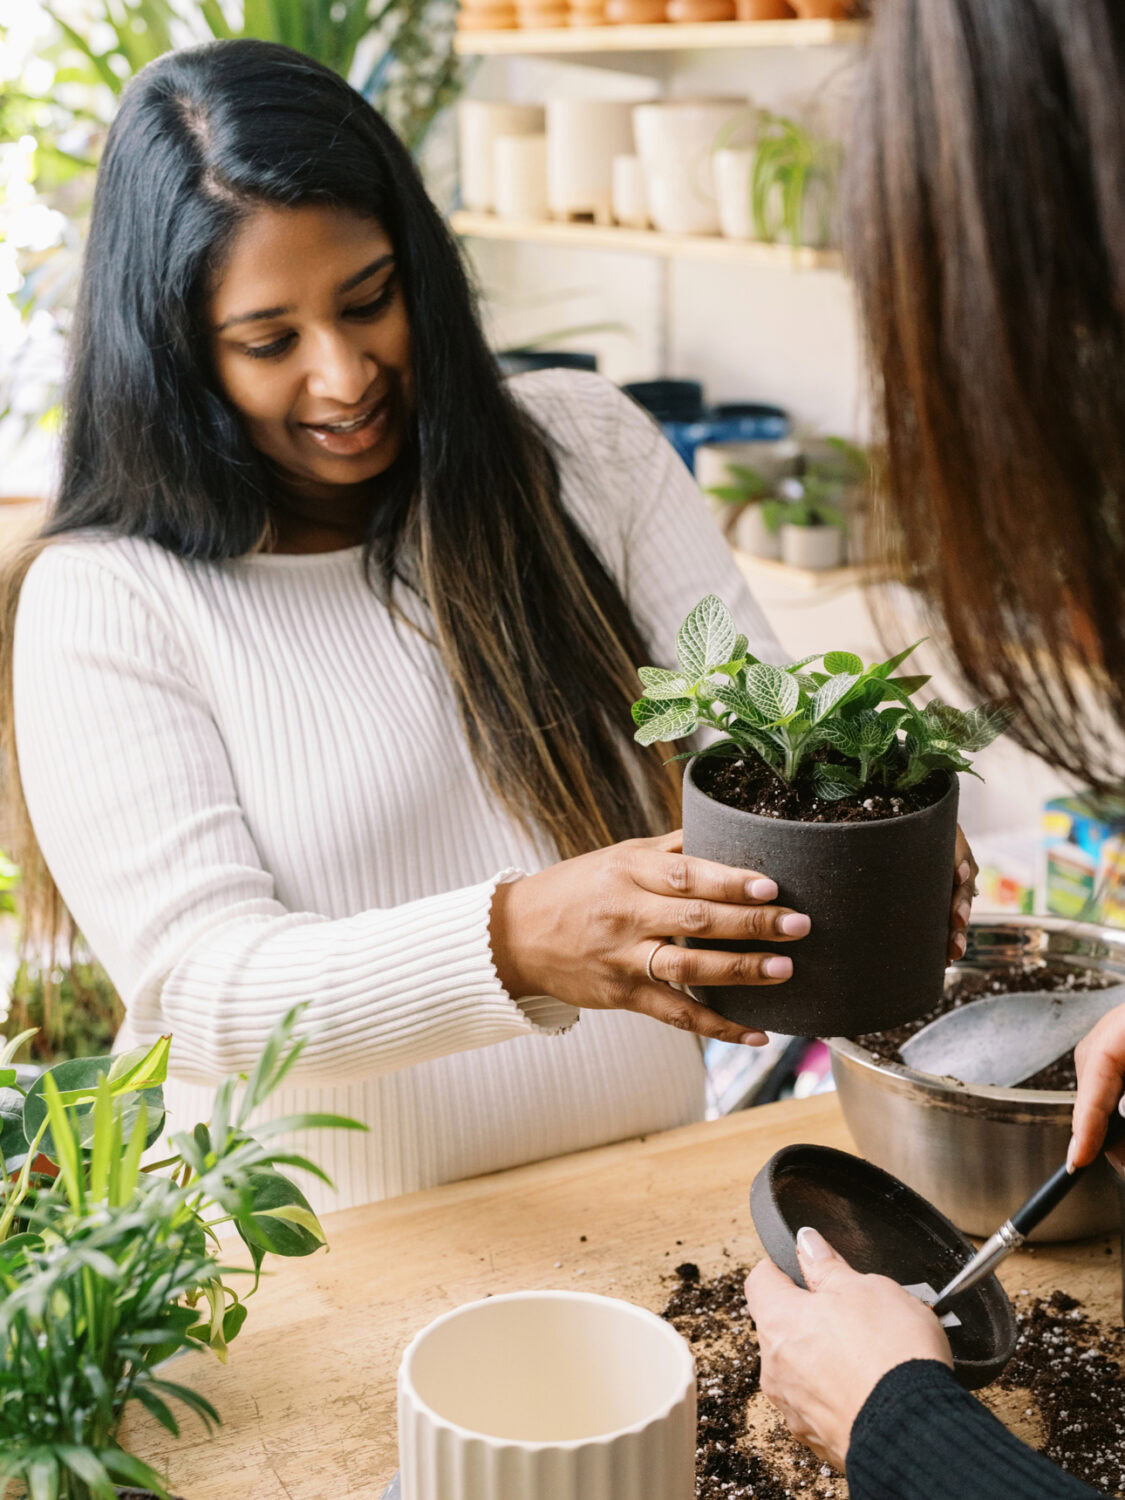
[13,371,781,1211]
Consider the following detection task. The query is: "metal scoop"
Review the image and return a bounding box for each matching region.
[899,983,1125,1087]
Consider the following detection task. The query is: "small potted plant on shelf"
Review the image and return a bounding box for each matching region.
[704,458,784,560]
[632,596,1012,1036]
[771,477,847,569]
[705,435,867,570]
[751,111,841,250]
[0,1005,366,1499]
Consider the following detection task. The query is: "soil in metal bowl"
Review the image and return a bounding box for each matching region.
[853,961,1117,1090]
[661,1262,1125,1497]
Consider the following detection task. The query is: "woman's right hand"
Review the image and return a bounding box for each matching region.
[488,828,810,1047]
[1069,1003,1125,1168]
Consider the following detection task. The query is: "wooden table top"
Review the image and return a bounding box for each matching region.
[120,1094,1122,1498]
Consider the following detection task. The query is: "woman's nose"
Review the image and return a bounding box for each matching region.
[304,332,376,406]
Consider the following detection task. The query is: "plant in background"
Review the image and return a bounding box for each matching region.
[0,1005,366,1500]
[0,853,124,1064]
[705,435,867,536]
[632,595,1013,802]
[750,112,842,249]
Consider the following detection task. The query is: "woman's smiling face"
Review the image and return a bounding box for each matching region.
[208,202,413,520]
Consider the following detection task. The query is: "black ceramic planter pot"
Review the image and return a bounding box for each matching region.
[750,1144,1018,1389]
[681,756,959,1036]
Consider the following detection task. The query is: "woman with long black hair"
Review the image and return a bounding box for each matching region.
[2,38,850,1209]
[746,3,1125,1496]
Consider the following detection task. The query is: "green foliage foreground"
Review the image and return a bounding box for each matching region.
[0,1006,366,1500]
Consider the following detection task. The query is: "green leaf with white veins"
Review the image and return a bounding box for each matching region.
[809,672,860,722]
[744,662,801,723]
[632,700,699,746]
[960,702,1016,751]
[817,719,863,756]
[676,595,736,680]
[638,666,693,700]
[812,763,862,800]
[716,683,770,727]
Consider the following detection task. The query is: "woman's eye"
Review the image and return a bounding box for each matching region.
[243,333,295,360]
[346,285,395,320]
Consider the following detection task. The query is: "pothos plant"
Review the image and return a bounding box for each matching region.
[632,595,1013,804]
[0,1005,366,1500]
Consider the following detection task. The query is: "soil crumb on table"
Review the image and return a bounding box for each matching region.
[854,961,1115,1090]
[661,1264,1125,1498]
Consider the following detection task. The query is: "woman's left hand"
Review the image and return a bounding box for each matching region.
[949,825,978,962]
[743,1226,953,1473]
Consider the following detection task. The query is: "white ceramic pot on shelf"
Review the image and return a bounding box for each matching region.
[611,153,649,228]
[493,134,548,222]
[398,1290,696,1500]
[780,522,844,570]
[734,503,783,560]
[633,100,752,237]
[546,99,637,225]
[458,101,546,214]
[713,147,756,240]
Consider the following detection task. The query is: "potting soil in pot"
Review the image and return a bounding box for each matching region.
[696,752,948,825]
[854,961,1117,1089]
[661,1262,1125,1497]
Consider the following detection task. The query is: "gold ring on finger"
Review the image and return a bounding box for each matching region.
[645,938,669,985]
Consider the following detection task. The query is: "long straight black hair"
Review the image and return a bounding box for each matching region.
[3,39,681,950]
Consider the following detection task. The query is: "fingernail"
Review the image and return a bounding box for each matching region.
[748,877,778,901]
[952,932,967,957]
[778,912,811,937]
[764,955,793,979]
[796,1225,831,1263]
[1066,1137,1079,1173]
[1118,1094,1125,1119]
[958,861,971,884]
[740,1030,767,1046]
[954,900,971,929]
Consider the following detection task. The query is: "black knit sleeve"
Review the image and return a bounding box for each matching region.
[846,1360,1106,1500]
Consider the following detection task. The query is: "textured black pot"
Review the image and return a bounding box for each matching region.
[750,1144,1018,1389]
[681,756,959,1036]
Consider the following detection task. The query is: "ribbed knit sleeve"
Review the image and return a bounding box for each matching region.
[847,1360,1105,1500]
[13,547,577,1087]
[516,369,783,670]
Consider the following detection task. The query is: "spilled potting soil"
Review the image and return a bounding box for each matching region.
[696,752,948,825]
[855,961,1116,1090]
[661,1263,1125,1498]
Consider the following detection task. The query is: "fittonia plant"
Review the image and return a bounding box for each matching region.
[632,596,1013,802]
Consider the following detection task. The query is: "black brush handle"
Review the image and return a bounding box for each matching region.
[1011,1109,1125,1238]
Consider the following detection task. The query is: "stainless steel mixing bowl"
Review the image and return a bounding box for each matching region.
[827,915,1125,1241]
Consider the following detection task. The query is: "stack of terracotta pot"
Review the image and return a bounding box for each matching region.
[456,0,518,32]
[604,0,664,20]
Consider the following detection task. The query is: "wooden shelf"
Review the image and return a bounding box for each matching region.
[733,549,878,593]
[453,17,867,56]
[451,211,843,269]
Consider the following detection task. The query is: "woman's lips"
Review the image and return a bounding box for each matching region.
[300,395,390,456]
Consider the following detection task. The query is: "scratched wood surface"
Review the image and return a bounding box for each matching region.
[119,1094,1122,1498]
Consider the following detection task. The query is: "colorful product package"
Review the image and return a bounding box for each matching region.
[1043,795,1125,926]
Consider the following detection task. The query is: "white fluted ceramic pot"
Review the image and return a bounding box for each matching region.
[398,1290,696,1500]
